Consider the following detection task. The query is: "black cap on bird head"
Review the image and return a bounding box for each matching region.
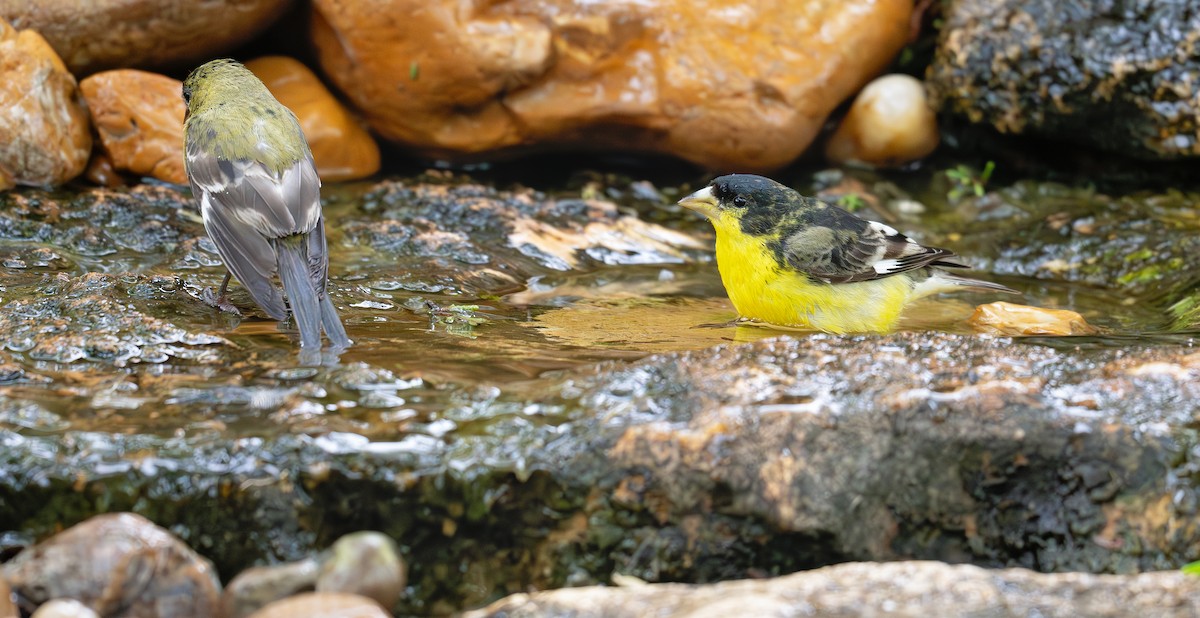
[678,174,797,233]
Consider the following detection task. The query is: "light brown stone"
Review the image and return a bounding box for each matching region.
[0,18,91,190]
[969,301,1099,336]
[825,74,940,168]
[316,532,406,611]
[0,0,292,75]
[245,56,380,182]
[465,561,1200,618]
[246,592,389,618]
[1,513,222,618]
[311,0,912,172]
[0,575,15,618]
[29,599,99,618]
[80,69,187,185]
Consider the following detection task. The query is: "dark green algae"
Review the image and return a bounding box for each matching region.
[1,169,1200,614]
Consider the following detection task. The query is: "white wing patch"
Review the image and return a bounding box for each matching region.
[868,221,900,237]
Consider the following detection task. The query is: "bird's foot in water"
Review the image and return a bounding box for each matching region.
[200,287,242,315]
[693,316,751,329]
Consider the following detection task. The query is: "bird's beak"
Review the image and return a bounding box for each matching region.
[677,186,720,219]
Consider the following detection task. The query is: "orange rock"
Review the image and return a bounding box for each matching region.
[310,0,912,172]
[80,69,187,185]
[83,151,123,187]
[2,0,291,75]
[245,56,380,182]
[969,302,1099,336]
[825,74,940,168]
[0,18,91,190]
[246,592,389,618]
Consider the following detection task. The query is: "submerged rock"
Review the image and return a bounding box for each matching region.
[929,0,1200,159]
[310,0,912,171]
[2,513,221,617]
[0,272,228,366]
[466,561,1200,618]
[970,301,1098,336]
[0,18,90,190]
[339,179,705,296]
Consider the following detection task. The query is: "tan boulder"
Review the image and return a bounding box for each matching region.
[245,56,381,182]
[246,592,389,618]
[311,0,912,172]
[81,69,187,185]
[0,0,292,75]
[0,18,91,190]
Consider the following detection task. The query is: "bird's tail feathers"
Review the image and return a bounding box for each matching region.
[914,270,1020,299]
[320,294,351,349]
[274,239,322,352]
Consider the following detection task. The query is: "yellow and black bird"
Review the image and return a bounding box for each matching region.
[182,59,350,355]
[678,174,1016,333]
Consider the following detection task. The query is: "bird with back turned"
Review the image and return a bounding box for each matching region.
[182,58,350,359]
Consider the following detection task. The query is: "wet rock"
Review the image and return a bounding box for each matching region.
[310,0,913,171]
[340,180,704,295]
[467,561,1200,618]
[825,74,940,168]
[0,272,229,366]
[970,301,1098,336]
[245,56,380,182]
[955,182,1200,305]
[0,18,91,190]
[1,0,292,75]
[3,332,1200,613]
[80,70,187,185]
[316,532,406,610]
[246,592,388,618]
[0,184,202,260]
[2,513,221,617]
[29,599,98,618]
[928,0,1200,159]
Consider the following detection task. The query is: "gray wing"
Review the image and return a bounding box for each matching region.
[782,217,966,284]
[197,189,288,320]
[186,137,323,318]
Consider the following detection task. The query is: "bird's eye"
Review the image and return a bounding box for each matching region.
[182,85,192,104]
[733,195,748,208]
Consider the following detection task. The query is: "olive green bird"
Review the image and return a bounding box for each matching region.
[182,59,350,353]
[679,174,1017,333]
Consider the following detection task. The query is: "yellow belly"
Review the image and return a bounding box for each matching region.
[713,226,914,334]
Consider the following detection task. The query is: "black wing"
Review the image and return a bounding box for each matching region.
[780,206,966,284]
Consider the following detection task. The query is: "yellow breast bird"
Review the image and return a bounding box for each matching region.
[678,174,1016,333]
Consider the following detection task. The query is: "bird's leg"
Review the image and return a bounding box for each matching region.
[692,316,749,329]
[201,272,242,315]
